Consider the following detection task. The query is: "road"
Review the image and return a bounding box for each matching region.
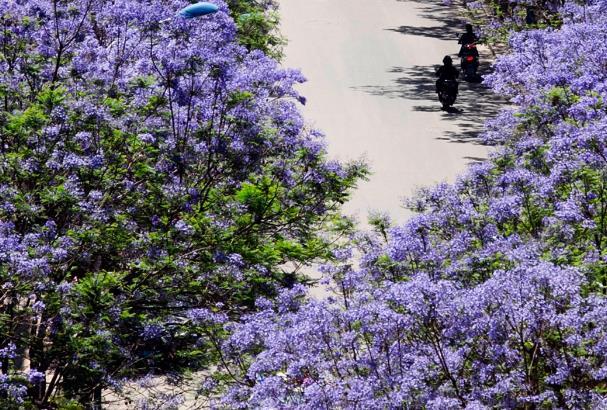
[280,0,504,227]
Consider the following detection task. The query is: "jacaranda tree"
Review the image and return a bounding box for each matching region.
[210,1,607,408]
[459,0,565,44]
[0,0,365,407]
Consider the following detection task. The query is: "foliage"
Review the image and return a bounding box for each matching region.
[212,1,607,408]
[226,0,284,59]
[459,0,566,45]
[0,0,364,407]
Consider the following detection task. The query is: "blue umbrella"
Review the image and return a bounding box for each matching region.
[178,2,219,19]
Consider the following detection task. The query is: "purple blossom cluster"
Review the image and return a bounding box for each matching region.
[213,1,607,407]
[0,0,364,405]
[462,0,565,42]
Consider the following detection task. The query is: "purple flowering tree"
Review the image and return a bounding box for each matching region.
[0,0,365,407]
[462,0,565,44]
[213,1,607,408]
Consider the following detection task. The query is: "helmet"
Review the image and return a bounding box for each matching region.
[465,23,473,32]
[443,55,453,65]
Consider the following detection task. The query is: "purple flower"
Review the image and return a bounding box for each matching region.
[138,133,155,144]
[0,343,16,360]
[27,370,45,384]
[141,324,164,341]
[187,309,227,325]
[32,300,45,314]
[174,220,193,235]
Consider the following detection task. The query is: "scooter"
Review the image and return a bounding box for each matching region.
[437,79,458,110]
[460,43,479,81]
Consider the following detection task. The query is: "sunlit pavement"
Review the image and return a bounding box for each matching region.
[280,0,504,228]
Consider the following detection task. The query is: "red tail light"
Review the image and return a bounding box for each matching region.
[466,56,474,62]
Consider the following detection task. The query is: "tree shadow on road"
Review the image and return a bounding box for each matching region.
[352,61,509,145]
[352,0,510,145]
[388,0,466,41]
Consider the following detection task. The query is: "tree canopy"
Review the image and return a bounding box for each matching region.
[0,0,364,407]
[211,1,607,408]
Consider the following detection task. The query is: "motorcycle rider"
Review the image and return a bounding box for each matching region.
[436,56,459,109]
[458,24,479,57]
[436,55,459,94]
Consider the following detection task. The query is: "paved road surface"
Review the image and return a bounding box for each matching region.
[280,0,503,227]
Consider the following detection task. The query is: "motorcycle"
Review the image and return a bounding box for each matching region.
[437,78,458,110]
[460,43,479,81]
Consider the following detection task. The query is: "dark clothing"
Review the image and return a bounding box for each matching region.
[525,7,537,25]
[436,65,459,82]
[435,64,459,94]
[458,32,479,46]
[458,32,479,57]
[459,45,480,59]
